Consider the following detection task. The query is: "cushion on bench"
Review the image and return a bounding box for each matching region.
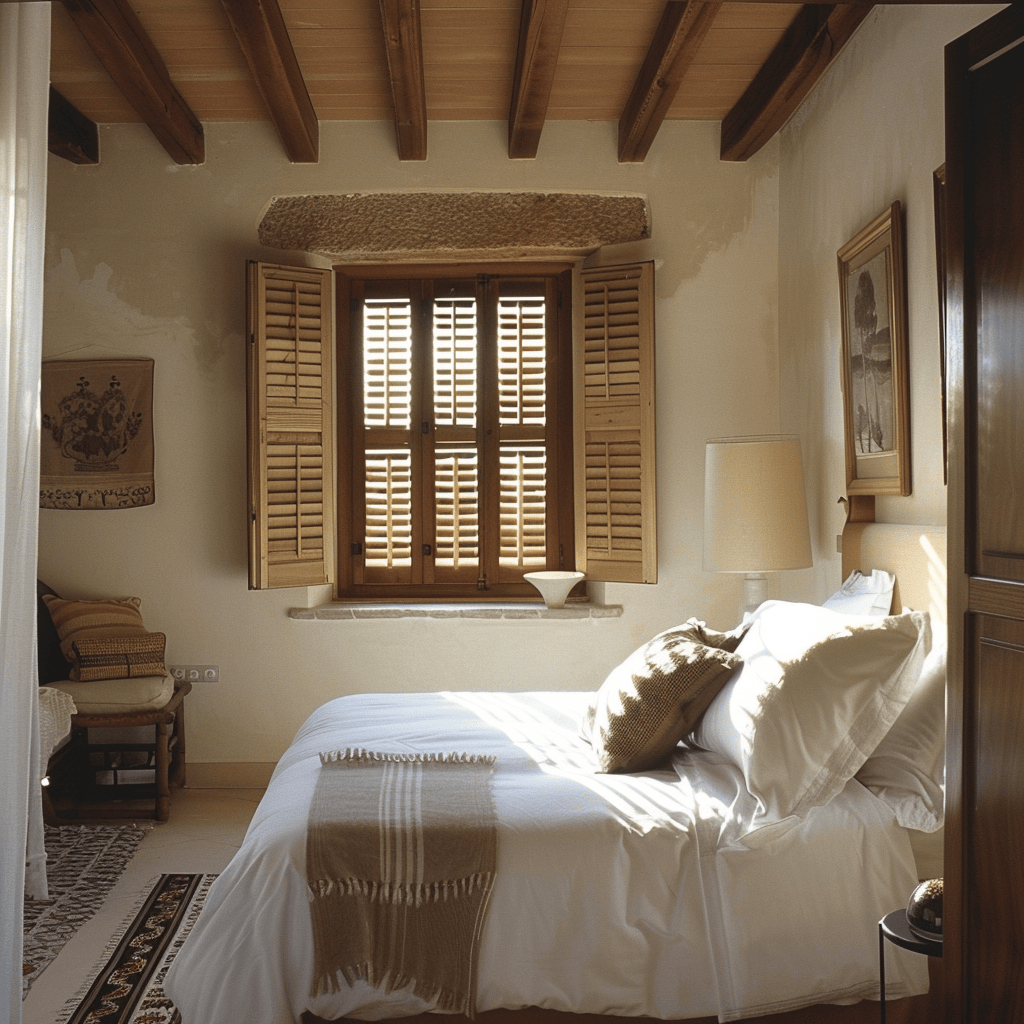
[46,672,175,715]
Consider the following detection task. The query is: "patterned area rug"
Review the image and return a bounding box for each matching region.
[23,823,147,996]
[58,873,215,1024]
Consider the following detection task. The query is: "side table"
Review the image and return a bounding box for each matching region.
[878,908,942,1023]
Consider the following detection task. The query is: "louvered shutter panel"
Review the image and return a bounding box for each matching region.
[497,287,549,572]
[432,295,480,577]
[359,296,415,582]
[575,262,657,583]
[499,446,547,566]
[247,261,335,589]
[363,450,413,571]
[435,449,479,569]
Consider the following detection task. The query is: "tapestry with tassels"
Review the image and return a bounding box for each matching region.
[306,748,497,1016]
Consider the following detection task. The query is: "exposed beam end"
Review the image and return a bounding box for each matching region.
[149,120,205,165]
[48,87,100,165]
[60,0,206,165]
[279,105,319,163]
[720,4,873,162]
[509,125,543,160]
[285,141,320,165]
[395,125,427,161]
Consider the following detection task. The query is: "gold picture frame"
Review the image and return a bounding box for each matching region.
[837,201,911,496]
[933,164,948,485]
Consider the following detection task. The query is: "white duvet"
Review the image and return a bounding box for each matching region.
[164,691,928,1023]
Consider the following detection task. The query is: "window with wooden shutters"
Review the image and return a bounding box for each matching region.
[337,266,575,599]
[247,259,657,596]
[575,262,657,584]
[246,261,335,589]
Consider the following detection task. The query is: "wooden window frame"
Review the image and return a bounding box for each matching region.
[335,262,577,601]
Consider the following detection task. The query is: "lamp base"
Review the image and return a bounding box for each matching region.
[739,572,769,623]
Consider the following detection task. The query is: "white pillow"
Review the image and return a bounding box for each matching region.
[855,619,946,831]
[690,600,929,822]
[822,569,895,617]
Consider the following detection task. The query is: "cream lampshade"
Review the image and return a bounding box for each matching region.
[703,435,812,621]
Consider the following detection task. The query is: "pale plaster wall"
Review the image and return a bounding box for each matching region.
[40,120,781,764]
[776,4,1005,604]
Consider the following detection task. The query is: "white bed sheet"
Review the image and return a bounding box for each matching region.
[164,691,928,1024]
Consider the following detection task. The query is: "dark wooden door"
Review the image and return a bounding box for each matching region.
[945,8,1024,1023]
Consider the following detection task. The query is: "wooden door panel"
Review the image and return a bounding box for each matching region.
[965,615,1024,1021]
[946,7,1024,1023]
[972,40,1024,582]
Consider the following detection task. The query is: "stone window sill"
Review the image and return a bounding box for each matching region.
[288,601,622,621]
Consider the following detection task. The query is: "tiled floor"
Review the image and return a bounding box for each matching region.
[22,786,263,1024]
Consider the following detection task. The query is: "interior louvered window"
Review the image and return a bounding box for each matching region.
[337,266,576,599]
[246,261,335,589]
[575,262,657,583]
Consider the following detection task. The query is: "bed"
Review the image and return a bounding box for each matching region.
[164,523,947,1024]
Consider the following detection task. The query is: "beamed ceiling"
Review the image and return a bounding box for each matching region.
[23,0,967,168]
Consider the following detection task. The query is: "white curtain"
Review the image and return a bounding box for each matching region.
[1,3,51,1022]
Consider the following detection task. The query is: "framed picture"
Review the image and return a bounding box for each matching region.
[40,358,156,509]
[837,201,911,496]
[933,164,948,484]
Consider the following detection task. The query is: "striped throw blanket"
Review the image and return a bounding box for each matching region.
[307,749,497,1016]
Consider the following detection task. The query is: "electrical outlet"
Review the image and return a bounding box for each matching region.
[169,665,219,683]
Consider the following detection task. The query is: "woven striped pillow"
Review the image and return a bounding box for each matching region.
[41,594,149,666]
[581,619,745,774]
[69,632,167,682]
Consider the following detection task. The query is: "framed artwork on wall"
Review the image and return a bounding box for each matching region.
[39,358,156,509]
[837,201,911,496]
[933,164,948,485]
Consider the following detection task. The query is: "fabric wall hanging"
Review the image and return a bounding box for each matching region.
[40,358,155,510]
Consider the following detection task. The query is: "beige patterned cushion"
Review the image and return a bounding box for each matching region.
[69,633,167,682]
[582,618,745,773]
[41,594,149,663]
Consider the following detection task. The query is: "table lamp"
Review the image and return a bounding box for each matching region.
[703,434,812,622]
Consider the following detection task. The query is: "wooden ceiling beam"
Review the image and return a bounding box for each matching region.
[219,0,318,163]
[720,4,874,162]
[702,0,962,3]
[59,0,204,165]
[508,0,570,160]
[618,1,722,163]
[48,86,100,165]
[378,0,427,161]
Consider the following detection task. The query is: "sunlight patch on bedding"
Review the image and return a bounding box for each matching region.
[443,690,595,771]
[685,760,753,842]
[443,690,697,834]
[564,771,696,836]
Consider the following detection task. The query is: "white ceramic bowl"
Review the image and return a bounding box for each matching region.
[523,570,585,609]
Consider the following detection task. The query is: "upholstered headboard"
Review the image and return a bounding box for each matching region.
[840,520,947,880]
[841,522,947,627]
